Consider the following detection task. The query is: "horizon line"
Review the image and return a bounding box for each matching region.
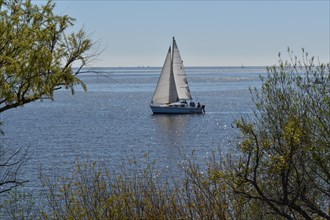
[75,65,268,68]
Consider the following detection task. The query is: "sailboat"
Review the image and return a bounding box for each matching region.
[150,37,205,114]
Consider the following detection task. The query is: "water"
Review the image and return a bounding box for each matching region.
[1,66,266,190]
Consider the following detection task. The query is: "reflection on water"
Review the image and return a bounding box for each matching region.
[152,115,188,145]
[151,114,191,168]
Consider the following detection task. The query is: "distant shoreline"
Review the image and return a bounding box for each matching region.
[73,66,267,69]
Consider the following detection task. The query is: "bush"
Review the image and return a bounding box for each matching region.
[228,49,329,219]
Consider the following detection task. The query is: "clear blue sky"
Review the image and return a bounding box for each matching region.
[39,0,329,67]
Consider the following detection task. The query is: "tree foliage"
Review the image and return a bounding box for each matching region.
[0,0,96,199]
[0,0,95,113]
[230,49,330,219]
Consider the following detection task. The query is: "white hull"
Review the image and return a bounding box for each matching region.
[150,105,205,114]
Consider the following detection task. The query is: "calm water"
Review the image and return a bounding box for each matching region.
[1,66,266,189]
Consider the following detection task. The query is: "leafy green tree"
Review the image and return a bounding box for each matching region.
[229,49,329,219]
[0,0,96,113]
[0,0,96,196]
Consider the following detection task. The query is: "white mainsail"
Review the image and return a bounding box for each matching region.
[172,37,192,100]
[151,47,178,104]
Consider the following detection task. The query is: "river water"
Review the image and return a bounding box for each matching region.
[1,66,266,190]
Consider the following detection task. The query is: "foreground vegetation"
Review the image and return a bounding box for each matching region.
[0,153,287,219]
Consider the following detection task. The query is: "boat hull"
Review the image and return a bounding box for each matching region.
[150,105,205,114]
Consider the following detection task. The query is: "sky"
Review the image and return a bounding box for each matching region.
[36,0,329,67]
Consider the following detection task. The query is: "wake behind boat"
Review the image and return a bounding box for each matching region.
[150,37,205,114]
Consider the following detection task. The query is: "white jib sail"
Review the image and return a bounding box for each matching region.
[151,47,178,104]
[172,37,192,100]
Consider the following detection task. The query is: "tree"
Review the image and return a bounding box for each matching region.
[229,49,330,219]
[0,0,96,196]
[0,0,96,113]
